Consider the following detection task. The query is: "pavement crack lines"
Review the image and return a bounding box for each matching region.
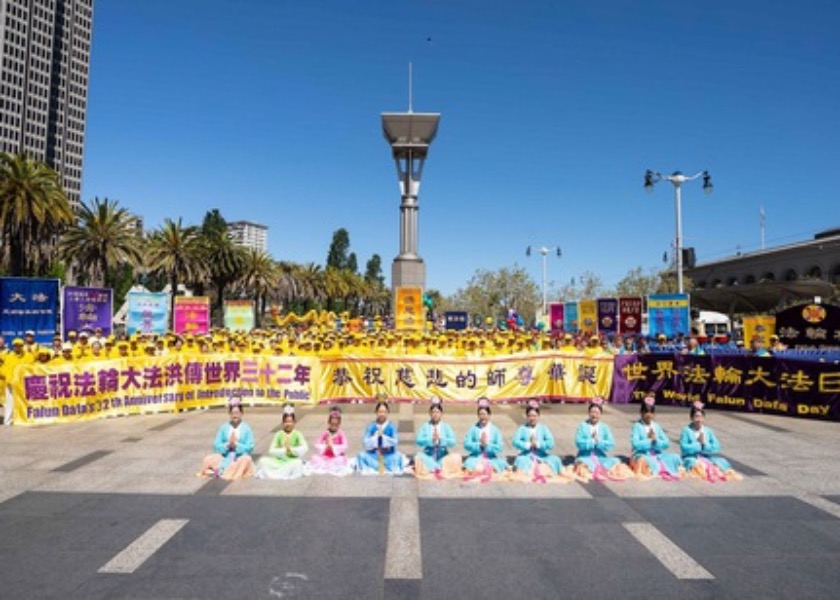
[98,518,189,574]
[623,522,714,580]
[148,418,186,432]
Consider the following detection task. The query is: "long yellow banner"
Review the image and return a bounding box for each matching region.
[11,352,614,426]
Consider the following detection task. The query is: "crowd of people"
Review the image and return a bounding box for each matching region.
[0,323,787,368]
[199,396,741,484]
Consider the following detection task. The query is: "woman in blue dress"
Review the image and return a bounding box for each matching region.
[629,396,683,480]
[415,397,462,479]
[198,399,255,479]
[463,398,509,481]
[355,400,408,475]
[573,397,633,482]
[680,402,741,482]
[512,399,563,482]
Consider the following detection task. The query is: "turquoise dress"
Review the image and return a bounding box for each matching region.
[630,420,682,477]
[415,421,457,472]
[680,425,732,472]
[463,422,508,473]
[574,420,620,471]
[212,422,255,476]
[512,424,562,475]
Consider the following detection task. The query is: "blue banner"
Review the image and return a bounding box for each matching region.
[444,311,469,331]
[0,277,59,344]
[647,293,690,338]
[127,291,170,335]
[563,302,579,333]
[63,286,113,338]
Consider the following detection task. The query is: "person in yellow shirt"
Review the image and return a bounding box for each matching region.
[57,343,76,364]
[73,332,92,360]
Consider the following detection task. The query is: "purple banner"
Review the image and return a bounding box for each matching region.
[597,298,618,335]
[612,354,840,421]
[549,303,564,333]
[63,286,113,338]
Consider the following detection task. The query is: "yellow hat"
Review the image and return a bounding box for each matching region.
[12,338,24,346]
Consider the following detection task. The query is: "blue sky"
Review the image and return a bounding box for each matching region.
[83,0,840,296]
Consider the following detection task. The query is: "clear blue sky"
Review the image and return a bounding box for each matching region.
[83,0,840,296]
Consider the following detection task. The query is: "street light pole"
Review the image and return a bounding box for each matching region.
[526,245,561,317]
[644,170,713,294]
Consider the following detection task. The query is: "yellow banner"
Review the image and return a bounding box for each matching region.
[11,353,614,426]
[12,353,320,426]
[743,315,776,346]
[394,286,424,331]
[319,353,614,404]
[579,299,597,334]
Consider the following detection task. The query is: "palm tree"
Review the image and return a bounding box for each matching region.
[147,218,203,327]
[0,153,73,275]
[59,197,143,287]
[295,262,326,311]
[237,248,278,327]
[199,230,246,321]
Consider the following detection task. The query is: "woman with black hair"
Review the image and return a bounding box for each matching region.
[198,399,255,479]
[630,396,682,480]
[680,401,741,482]
[414,397,462,479]
[355,399,408,474]
[463,398,508,481]
[512,399,563,481]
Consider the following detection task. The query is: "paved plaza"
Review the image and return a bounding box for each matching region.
[2,402,840,599]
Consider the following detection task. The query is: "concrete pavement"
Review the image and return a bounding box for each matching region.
[2,402,840,598]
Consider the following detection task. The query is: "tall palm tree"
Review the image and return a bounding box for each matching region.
[237,248,278,327]
[199,230,246,321]
[295,262,326,311]
[147,218,203,327]
[0,153,73,275]
[59,197,143,287]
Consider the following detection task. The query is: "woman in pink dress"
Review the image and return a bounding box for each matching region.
[305,407,352,476]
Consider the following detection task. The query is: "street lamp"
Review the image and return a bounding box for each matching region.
[526,245,562,317]
[644,170,713,294]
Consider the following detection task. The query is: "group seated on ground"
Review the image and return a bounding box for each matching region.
[199,396,742,484]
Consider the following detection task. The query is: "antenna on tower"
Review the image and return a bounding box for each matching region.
[408,62,413,113]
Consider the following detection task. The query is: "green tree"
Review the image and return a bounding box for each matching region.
[364,253,385,286]
[237,249,279,327]
[59,197,142,287]
[326,228,351,270]
[0,153,73,276]
[448,265,540,324]
[347,252,358,274]
[147,218,204,327]
[201,230,246,322]
[201,209,227,238]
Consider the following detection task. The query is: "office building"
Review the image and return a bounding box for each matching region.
[228,220,268,253]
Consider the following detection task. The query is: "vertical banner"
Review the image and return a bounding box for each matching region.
[394,286,424,331]
[597,298,618,336]
[173,296,210,335]
[549,303,565,333]
[578,299,597,335]
[0,277,59,344]
[648,293,690,338]
[743,315,776,347]
[564,302,579,333]
[619,296,643,335]
[62,286,113,338]
[224,300,255,332]
[127,291,170,335]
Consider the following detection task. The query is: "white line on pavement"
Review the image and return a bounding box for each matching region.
[98,519,189,574]
[792,491,840,520]
[623,522,714,580]
[384,495,422,580]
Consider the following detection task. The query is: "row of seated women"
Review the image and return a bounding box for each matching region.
[199,396,740,483]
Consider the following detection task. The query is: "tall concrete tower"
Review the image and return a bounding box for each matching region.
[381,109,440,313]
